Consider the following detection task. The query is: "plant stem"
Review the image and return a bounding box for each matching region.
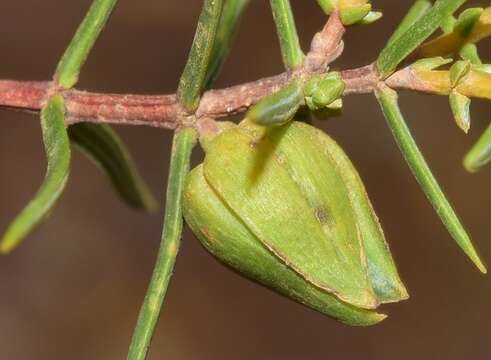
[270,0,304,70]
[177,0,224,113]
[375,84,486,273]
[55,0,118,89]
[127,127,197,360]
[377,0,467,79]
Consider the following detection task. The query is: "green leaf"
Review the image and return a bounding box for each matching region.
[68,123,157,211]
[1,95,70,253]
[385,0,433,49]
[377,0,467,79]
[270,0,304,69]
[177,0,225,113]
[127,128,197,360]
[55,0,118,89]
[205,0,250,89]
[375,85,486,273]
[464,122,491,172]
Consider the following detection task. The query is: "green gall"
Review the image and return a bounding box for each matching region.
[247,80,303,126]
[183,120,408,325]
[449,90,471,133]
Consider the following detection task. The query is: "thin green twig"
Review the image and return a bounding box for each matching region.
[270,0,304,70]
[127,128,197,360]
[375,84,486,273]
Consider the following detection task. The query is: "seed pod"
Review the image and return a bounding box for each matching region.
[183,120,408,325]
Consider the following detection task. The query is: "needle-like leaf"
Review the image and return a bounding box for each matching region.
[385,0,433,48]
[376,85,486,273]
[205,0,251,88]
[1,96,70,253]
[178,0,225,112]
[127,128,197,360]
[55,0,118,89]
[270,0,304,69]
[464,123,491,172]
[69,123,157,211]
[377,0,467,79]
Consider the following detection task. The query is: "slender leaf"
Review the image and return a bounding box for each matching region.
[464,122,491,172]
[377,0,467,79]
[385,0,433,48]
[55,0,118,89]
[270,0,304,69]
[178,0,225,112]
[69,123,157,211]
[205,0,251,88]
[1,96,70,253]
[127,128,197,360]
[375,85,486,273]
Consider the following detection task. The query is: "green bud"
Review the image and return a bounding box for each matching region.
[412,57,453,71]
[340,4,372,26]
[305,73,345,111]
[449,90,471,133]
[184,120,408,325]
[450,60,471,88]
[247,80,304,126]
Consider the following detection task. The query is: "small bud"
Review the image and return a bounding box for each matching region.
[304,73,345,111]
[450,60,471,88]
[184,120,408,325]
[449,90,471,133]
[247,80,304,126]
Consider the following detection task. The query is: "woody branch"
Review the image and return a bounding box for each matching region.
[0,13,430,130]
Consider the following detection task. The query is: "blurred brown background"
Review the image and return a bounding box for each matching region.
[1,1,490,359]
